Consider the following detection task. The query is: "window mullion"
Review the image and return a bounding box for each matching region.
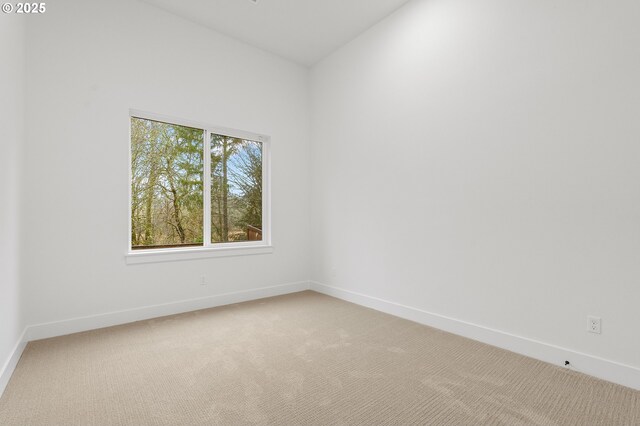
[203,129,212,247]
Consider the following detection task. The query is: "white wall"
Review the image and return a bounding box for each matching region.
[0,15,25,379]
[22,0,310,325]
[311,0,640,369]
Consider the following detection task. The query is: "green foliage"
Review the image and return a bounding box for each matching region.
[210,135,263,243]
[131,118,203,248]
[131,119,263,249]
[231,142,262,229]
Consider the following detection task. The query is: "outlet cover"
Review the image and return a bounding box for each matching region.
[587,316,601,334]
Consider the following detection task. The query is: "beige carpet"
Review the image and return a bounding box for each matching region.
[0,291,638,425]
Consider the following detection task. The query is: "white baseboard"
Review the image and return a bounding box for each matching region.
[26,281,311,342]
[310,281,640,391]
[0,328,28,397]
[1,281,311,399]
[4,280,637,399]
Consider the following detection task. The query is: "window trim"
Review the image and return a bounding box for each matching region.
[126,109,272,264]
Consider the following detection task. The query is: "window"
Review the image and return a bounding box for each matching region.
[128,111,271,263]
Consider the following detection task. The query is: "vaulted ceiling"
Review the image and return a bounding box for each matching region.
[140,0,411,66]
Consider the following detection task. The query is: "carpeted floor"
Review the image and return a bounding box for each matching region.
[0,291,638,425]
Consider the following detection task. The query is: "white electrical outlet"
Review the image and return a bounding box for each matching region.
[587,316,601,334]
[200,276,207,286]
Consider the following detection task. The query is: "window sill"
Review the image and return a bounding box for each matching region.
[125,244,274,265]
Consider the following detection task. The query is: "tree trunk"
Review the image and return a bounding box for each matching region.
[144,168,157,246]
[170,185,186,243]
[131,210,138,246]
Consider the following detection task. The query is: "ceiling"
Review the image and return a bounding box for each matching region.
[140,0,411,66]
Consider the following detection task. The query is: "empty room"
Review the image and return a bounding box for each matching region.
[0,0,639,424]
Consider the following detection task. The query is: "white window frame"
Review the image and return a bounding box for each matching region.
[126,109,272,264]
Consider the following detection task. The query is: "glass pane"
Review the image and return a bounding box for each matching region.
[210,134,263,243]
[131,117,204,250]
